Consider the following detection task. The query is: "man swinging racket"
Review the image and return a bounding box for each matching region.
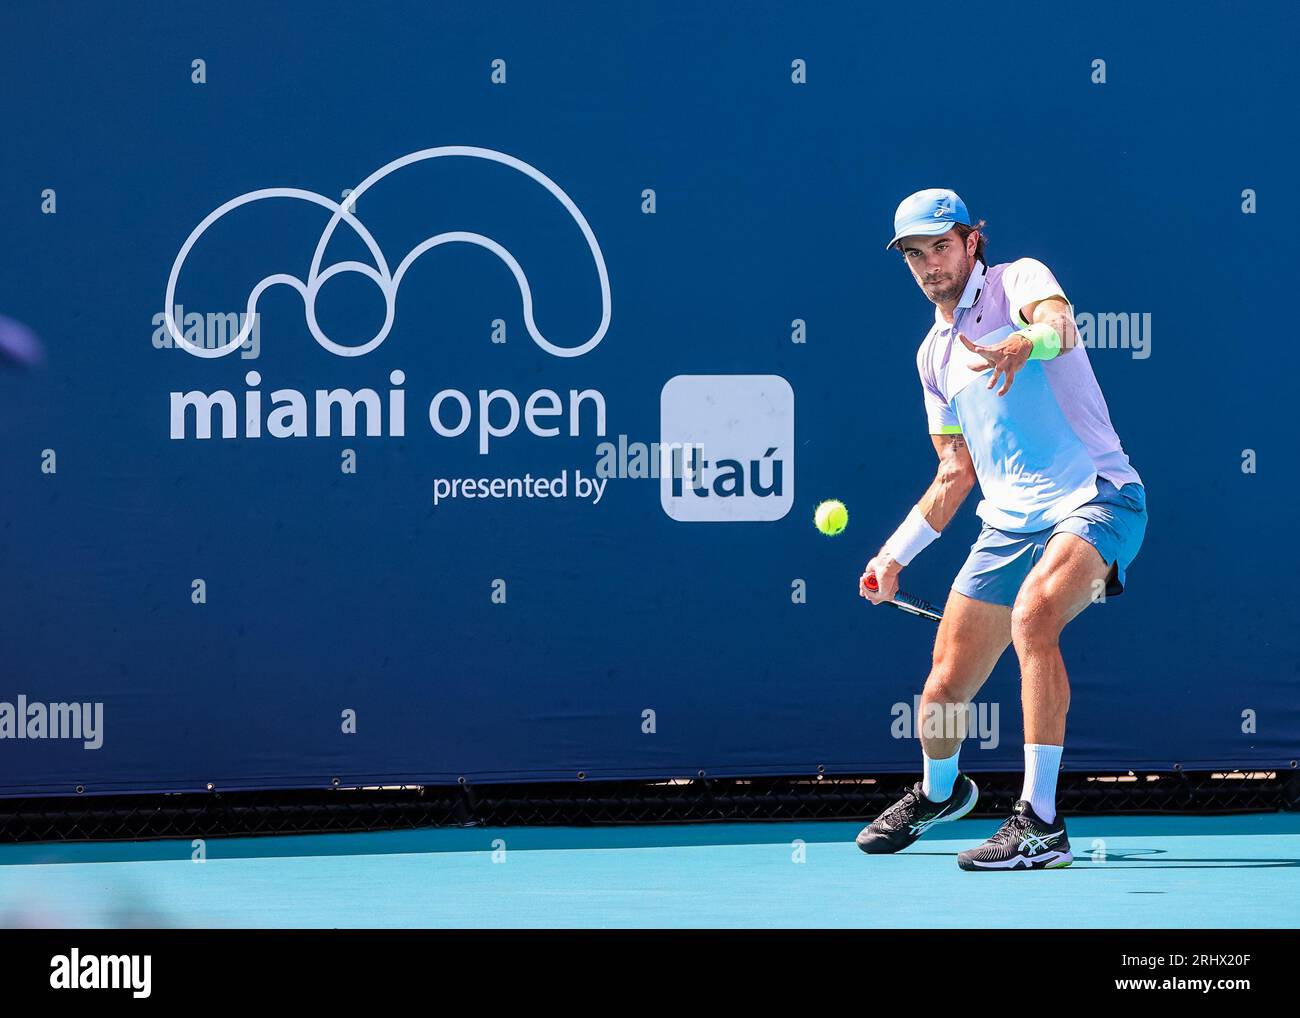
[856,188,1147,871]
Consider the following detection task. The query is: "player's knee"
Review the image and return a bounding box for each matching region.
[922,668,969,708]
[1010,591,1064,652]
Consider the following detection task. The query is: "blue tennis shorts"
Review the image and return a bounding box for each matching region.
[952,478,1148,607]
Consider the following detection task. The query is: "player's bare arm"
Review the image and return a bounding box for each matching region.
[1024,295,1078,351]
[960,296,1079,396]
[859,433,975,604]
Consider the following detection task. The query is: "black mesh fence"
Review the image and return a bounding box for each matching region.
[1,769,1296,843]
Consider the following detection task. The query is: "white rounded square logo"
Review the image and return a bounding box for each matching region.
[659,374,794,522]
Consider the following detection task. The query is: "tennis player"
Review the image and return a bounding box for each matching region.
[855,188,1147,870]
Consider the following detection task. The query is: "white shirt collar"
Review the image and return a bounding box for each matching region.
[934,259,988,327]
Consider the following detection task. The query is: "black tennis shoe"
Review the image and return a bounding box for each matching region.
[956,800,1072,871]
[856,774,979,854]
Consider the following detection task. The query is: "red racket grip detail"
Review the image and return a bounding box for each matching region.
[864,573,879,592]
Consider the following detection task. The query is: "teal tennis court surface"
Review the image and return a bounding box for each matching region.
[3,813,1296,928]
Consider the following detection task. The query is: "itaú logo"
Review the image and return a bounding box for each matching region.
[659,375,794,522]
[162,146,611,359]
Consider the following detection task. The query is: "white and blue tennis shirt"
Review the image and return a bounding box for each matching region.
[916,258,1141,534]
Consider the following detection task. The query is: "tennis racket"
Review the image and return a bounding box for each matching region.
[863,573,944,623]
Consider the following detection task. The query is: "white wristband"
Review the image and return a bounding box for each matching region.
[883,505,940,566]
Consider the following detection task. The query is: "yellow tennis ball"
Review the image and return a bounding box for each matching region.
[814,499,848,536]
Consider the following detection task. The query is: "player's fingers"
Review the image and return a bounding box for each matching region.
[968,358,992,372]
[987,364,1005,390]
[958,333,980,352]
[997,368,1015,396]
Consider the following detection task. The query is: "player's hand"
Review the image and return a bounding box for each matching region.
[960,332,1033,396]
[860,554,901,604]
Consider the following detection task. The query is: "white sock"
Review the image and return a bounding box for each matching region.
[922,748,960,803]
[1022,744,1063,824]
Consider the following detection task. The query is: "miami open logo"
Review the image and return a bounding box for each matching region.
[162,145,611,359]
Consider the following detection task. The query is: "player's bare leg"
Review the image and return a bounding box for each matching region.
[920,590,1011,759]
[857,590,1008,853]
[1011,533,1111,746]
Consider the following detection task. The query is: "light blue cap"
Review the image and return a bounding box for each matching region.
[886,188,970,250]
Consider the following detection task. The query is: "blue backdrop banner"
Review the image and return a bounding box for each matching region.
[1,1,1297,796]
